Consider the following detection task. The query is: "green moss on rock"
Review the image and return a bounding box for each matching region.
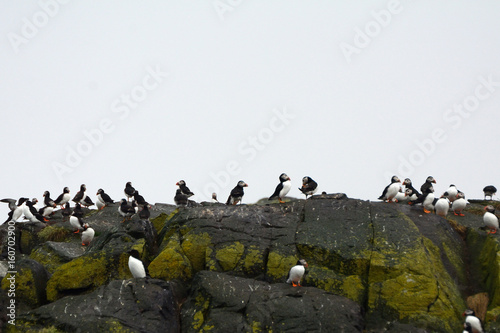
[215,242,245,271]
[149,233,192,281]
[181,232,212,271]
[37,226,70,243]
[266,252,298,282]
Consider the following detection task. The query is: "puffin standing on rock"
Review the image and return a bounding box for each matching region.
[118,199,136,222]
[96,188,114,210]
[298,176,318,199]
[81,224,95,246]
[269,173,291,203]
[124,182,136,202]
[128,249,147,278]
[452,192,468,216]
[378,176,401,202]
[54,187,71,208]
[286,259,308,287]
[176,180,195,198]
[226,181,248,205]
[483,205,499,234]
[73,184,94,207]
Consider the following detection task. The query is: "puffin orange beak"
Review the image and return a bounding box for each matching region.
[175,182,179,185]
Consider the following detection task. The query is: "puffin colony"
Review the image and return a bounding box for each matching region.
[1,174,497,329]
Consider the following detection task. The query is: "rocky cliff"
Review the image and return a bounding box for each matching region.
[1,194,500,332]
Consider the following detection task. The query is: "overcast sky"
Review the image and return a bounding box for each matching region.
[1,1,499,222]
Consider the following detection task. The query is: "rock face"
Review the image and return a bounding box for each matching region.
[1,195,500,332]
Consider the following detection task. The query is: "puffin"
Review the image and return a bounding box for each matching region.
[410,176,436,206]
[43,191,57,208]
[434,197,450,217]
[378,176,401,202]
[39,205,54,218]
[96,188,114,210]
[483,205,499,234]
[72,203,84,218]
[286,259,308,287]
[69,215,85,233]
[423,192,436,214]
[176,180,194,197]
[73,184,94,207]
[54,187,71,208]
[483,185,497,200]
[394,189,413,203]
[174,189,188,207]
[24,200,47,223]
[269,173,292,203]
[226,180,248,205]
[128,249,147,278]
[6,197,29,223]
[81,223,95,246]
[124,182,136,202]
[212,193,219,203]
[133,191,148,207]
[298,176,318,199]
[139,204,150,220]
[452,192,468,216]
[402,178,421,200]
[61,202,72,220]
[118,199,136,222]
[31,198,39,211]
[442,184,458,202]
[462,309,483,333]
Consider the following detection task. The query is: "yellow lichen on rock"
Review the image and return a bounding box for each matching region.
[148,233,192,281]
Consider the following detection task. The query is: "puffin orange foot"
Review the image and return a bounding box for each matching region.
[423,209,431,214]
[73,230,80,234]
[459,213,465,216]
[279,199,285,204]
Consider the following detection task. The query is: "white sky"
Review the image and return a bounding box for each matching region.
[1,1,499,220]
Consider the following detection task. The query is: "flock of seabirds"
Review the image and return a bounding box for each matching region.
[1,173,498,332]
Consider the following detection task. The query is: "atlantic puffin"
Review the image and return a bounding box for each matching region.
[394,189,413,203]
[96,188,114,210]
[286,259,308,287]
[124,182,136,202]
[43,191,57,208]
[298,176,318,199]
[24,200,47,223]
[139,204,150,220]
[54,187,71,208]
[5,197,28,223]
[176,180,194,197]
[133,191,148,207]
[269,173,291,203]
[442,184,458,202]
[402,178,421,200]
[452,192,468,216]
[483,205,499,234]
[423,192,436,214]
[72,203,84,218]
[118,199,136,222]
[128,249,147,278]
[212,193,219,203]
[462,309,483,333]
[72,184,94,207]
[81,224,95,246]
[69,215,85,233]
[434,197,450,217]
[378,176,401,202]
[410,176,436,206]
[174,189,188,207]
[483,185,497,200]
[226,180,248,205]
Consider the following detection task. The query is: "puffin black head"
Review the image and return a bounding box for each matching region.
[176,180,186,186]
[237,181,248,188]
[463,309,475,317]
[128,249,141,260]
[302,176,311,185]
[297,259,308,268]
[43,191,49,197]
[402,178,412,186]
[485,205,496,214]
[31,198,38,204]
[390,175,401,183]
[279,173,290,182]
[426,176,436,184]
[63,187,70,193]
[80,184,86,191]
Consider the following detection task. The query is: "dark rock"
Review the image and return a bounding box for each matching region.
[16,279,182,333]
[181,271,364,332]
